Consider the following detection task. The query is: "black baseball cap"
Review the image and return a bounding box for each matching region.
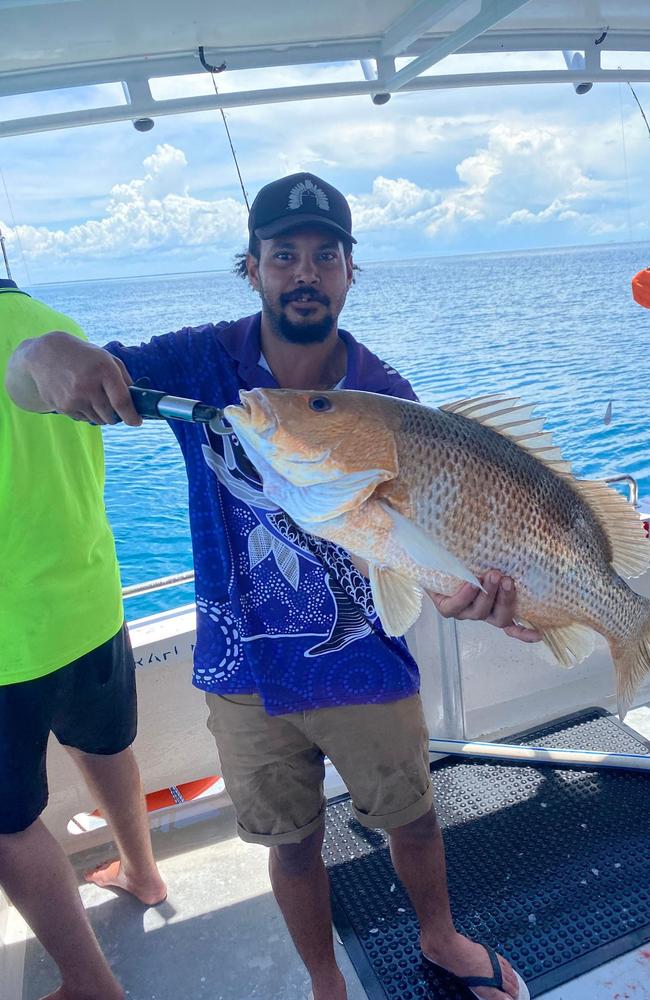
[248,172,356,248]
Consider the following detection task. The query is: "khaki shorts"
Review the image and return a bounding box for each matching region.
[205,692,433,846]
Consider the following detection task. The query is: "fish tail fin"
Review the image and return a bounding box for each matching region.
[610,603,650,720]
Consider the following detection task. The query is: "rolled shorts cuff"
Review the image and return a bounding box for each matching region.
[56,733,136,757]
[235,801,326,847]
[0,795,49,835]
[352,781,433,832]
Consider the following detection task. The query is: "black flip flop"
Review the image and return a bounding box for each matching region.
[422,942,530,999]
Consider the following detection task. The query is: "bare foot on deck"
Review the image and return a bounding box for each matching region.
[84,859,167,905]
[422,932,528,1000]
[310,968,347,1000]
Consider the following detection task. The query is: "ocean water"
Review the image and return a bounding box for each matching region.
[29,242,650,618]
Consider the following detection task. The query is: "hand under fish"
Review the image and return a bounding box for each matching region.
[225,389,650,718]
[428,573,541,642]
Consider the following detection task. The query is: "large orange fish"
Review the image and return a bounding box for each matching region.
[224,388,650,717]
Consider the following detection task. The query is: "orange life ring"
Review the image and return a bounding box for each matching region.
[143,775,222,811]
[91,775,222,816]
[631,268,650,308]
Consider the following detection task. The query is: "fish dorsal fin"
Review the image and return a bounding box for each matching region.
[368,563,424,636]
[441,394,572,475]
[571,479,650,578]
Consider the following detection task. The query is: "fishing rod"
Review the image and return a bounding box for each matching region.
[0,164,31,284]
[0,226,11,280]
[197,46,250,212]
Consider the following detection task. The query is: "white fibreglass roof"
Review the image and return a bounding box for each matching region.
[1,0,650,135]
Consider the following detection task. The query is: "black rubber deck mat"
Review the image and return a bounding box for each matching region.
[323,709,650,998]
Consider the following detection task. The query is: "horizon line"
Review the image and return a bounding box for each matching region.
[24,236,650,288]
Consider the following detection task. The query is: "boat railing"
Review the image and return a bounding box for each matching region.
[122,569,194,599]
[604,474,638,508]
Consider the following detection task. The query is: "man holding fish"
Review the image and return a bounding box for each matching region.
[11,171,600,1000]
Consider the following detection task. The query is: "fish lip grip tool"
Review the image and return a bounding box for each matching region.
[129,384,232,434]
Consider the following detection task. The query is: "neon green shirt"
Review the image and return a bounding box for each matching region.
[0,283,123,684]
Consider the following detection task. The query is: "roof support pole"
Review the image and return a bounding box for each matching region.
[562,50,593,94]
[382,0,533,92]
[380,0,469,57]
[122,78,156,130]
[360,57,394,104]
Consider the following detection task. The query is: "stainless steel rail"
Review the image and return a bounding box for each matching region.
[604,474,639,508]
[428,737,650,772]
[123,570,194,599]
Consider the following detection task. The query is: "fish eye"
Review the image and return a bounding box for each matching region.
[309,396,332,412]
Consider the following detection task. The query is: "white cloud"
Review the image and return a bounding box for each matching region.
[2,143,247,262]
[438,119,645,238]
[349,176,440,231]
[345,121,607,239]
[505,199,583,225]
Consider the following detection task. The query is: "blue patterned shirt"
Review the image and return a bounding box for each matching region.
[105,313,421,715]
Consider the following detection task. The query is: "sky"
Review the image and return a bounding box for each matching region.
[1,51,649,284]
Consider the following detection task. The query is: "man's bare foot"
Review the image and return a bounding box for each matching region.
[83,859,167,906]
[310,968,347,1000]
[422,932,526,1000]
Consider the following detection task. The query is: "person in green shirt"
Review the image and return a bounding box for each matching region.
[0,279,166,1000]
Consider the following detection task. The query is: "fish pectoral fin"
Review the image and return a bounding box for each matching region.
[368,563,424,636]
[378,501,483,591]
[540,623,595,668]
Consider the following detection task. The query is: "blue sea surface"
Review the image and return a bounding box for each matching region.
[29,242,650,618]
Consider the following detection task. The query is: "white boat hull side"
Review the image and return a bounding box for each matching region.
[39,605,223,854]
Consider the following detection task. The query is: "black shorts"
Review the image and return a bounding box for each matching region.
[0,623,137,834]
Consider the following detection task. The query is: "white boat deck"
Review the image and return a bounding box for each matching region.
[6,703,650,1000]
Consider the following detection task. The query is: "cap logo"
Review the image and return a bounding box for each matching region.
[287,178,330,212]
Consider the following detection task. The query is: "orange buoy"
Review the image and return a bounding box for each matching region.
[632,268,650,308]
[91,775,223,816]
[143,775,223,811]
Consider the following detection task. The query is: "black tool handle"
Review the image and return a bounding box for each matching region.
[128,385,222,424]
[129,385,168,419]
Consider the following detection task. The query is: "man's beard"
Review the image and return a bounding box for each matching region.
[261,287,335,344]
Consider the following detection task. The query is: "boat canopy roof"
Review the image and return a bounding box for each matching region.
[2,0,650,137]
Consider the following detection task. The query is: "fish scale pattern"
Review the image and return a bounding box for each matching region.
[391,398,644,639]
[323,710,650,999]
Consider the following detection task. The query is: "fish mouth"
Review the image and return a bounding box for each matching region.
[226,389,331,469]
[228,389,278,437]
